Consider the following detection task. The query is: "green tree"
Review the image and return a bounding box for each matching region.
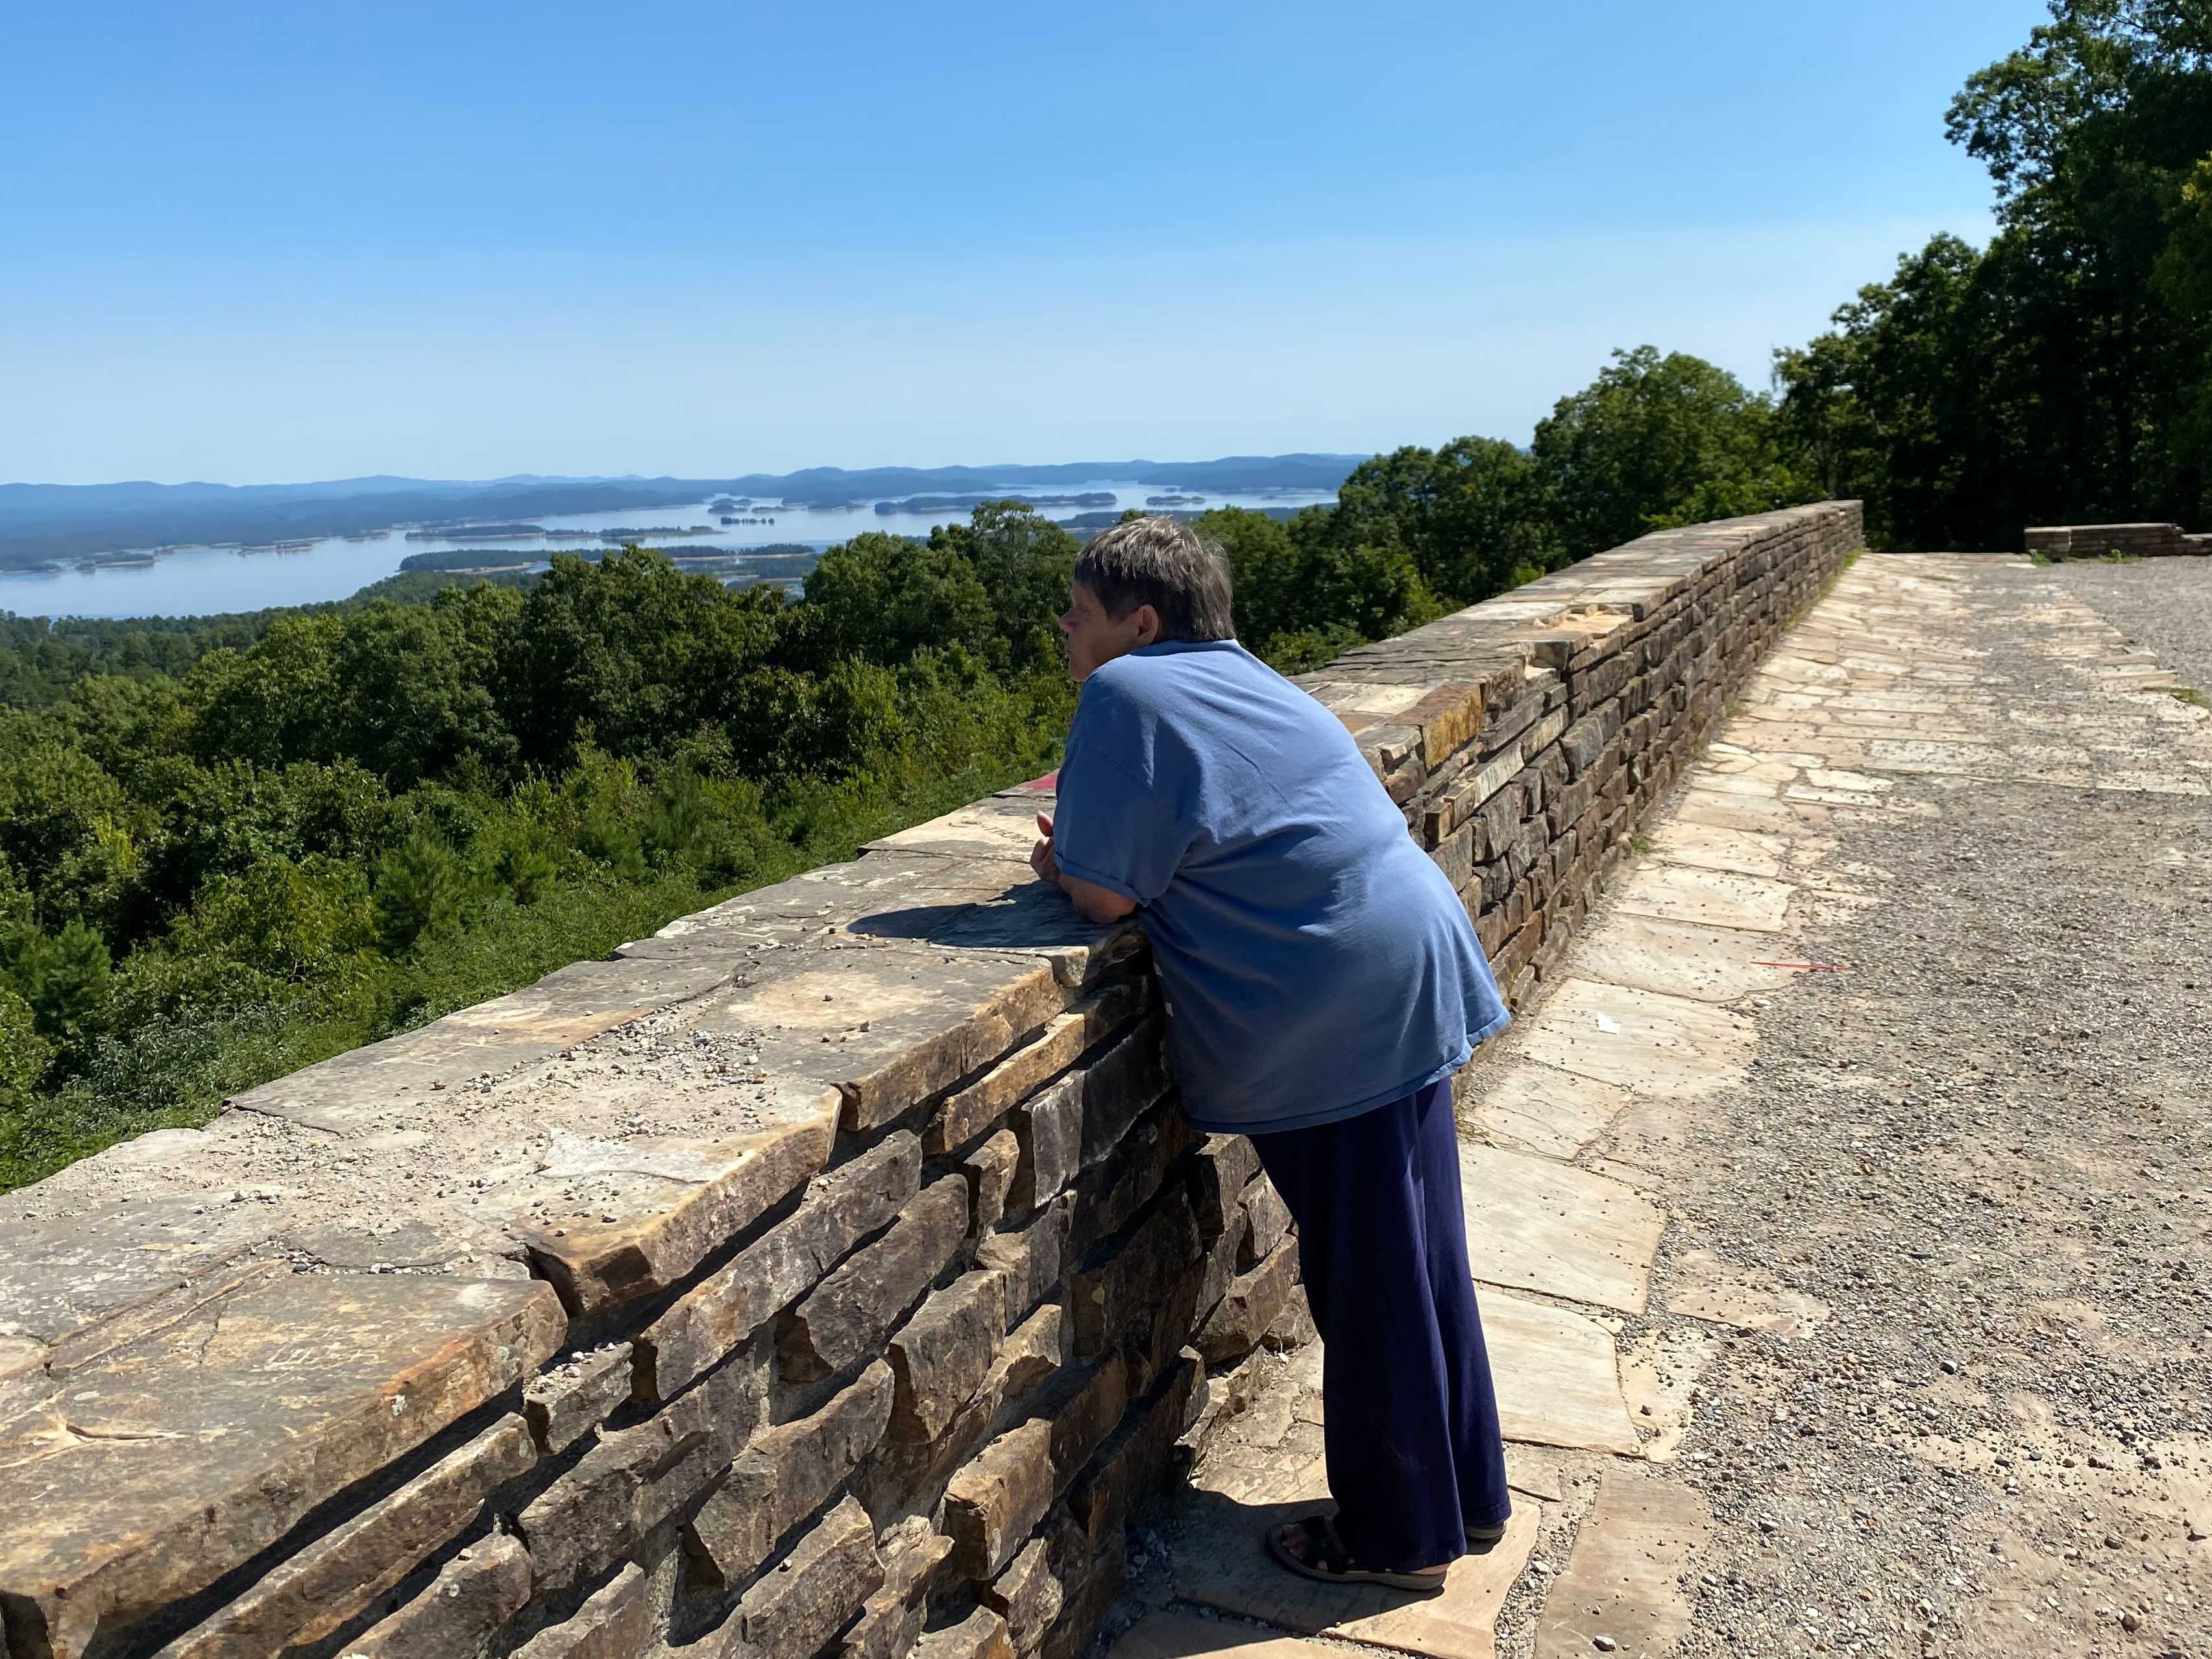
[788,504,1075,679]
[1193,507,1440,668]
[788,532,998,673]
[1324,439,1562,605]
[501,548,781,770]
[325,603,517,788]
[1784,2,2212,546]
[183,615,343,770]
[1,918,114,1045]
[372,829,475,952]
[1777,236,2022,547]
[0,982,49,1096]
[1193,509,1304,648]
[483,808,562,906]
[0,980,53,1180]
[926,504,1078,673]
[642,766,771,882]
[0,741,148,934]
[565,747,649,882]
[1533,348,1810,558]
[172,856,373,978]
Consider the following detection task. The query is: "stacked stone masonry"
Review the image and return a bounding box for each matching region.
[2024,520,2212,558]
[0,503,1863,1659]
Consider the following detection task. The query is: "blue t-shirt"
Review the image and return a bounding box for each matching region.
[1052,638,1510,1137]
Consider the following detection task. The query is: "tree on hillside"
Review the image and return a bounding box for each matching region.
[1320,439,1562,606]
[1775,237,2012,548]
[502,548,783,771]
[1532,347,1810,559]
[928,503,1078,675]
[787,507,1075,680]
[1193,507,1440,670]
[788,532,998,673]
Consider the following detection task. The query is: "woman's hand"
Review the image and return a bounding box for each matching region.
[1029,812,1060,884]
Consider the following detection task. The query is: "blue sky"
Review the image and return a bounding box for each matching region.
[2,1,2045,484]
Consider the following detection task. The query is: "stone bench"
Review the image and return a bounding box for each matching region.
[2024,522,2212,558]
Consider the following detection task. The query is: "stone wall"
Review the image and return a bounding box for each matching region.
[2024,521,2212,558]
[1301,500,1864,1010]
[0,502,1862,1659]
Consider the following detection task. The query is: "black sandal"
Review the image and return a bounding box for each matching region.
[1265,1514,1450,1595]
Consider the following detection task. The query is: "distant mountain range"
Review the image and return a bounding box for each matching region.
[0,455,1365,566]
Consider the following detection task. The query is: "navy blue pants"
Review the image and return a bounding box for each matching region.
[1248,1075,1510,1571]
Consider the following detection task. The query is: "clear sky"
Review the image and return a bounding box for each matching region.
[1,1,2046,485]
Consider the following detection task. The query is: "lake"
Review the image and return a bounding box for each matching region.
[0,484,1337,620]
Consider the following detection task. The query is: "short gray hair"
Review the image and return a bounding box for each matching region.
[1074,516,1236,642]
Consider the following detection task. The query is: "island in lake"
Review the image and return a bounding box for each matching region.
[595,524,718,540]
[396,538,823,591]
[1058,505,1299,533]
[406,522,550,541]
[874,492,1115,516]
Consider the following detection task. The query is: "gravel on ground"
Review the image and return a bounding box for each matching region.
[2054,555,2212,694]
[1633,557,2211,1655]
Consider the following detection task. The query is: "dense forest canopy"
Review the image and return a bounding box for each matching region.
[3,0,2200,1189]
[0,511,1083,1189]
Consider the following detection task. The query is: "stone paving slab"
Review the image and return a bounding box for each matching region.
[1640,820,1790,878]
[919,884,1146,990]
[0,1196,276,1351]
[1617,1326,1718,1466]
[222,955,737,1136]
[1458,1146,1665,1315]
[496,1108,840,1314]
[1661,1247,1827,1338]
[1502,1446,1570,1503]
[1463,1063,1634,1159]
[1529,1473,1711,1659]
[1173,1459,1542,1659]
[1513,980,1752,1100]
[1107,1612,1344,1659]
[1670,785,1822,834]
[631,852,1014,956]
[686,943,1067,1132]
[1479,1290,1639,1456]
[1557,914,1802,1004]
[1609,862,1794,932]
[864,795,1045,863]
[655,851,1143,991]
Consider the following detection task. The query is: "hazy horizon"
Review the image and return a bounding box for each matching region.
[0,454,1374,493]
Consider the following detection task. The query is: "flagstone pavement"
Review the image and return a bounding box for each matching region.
[1097,555,2212,1659]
